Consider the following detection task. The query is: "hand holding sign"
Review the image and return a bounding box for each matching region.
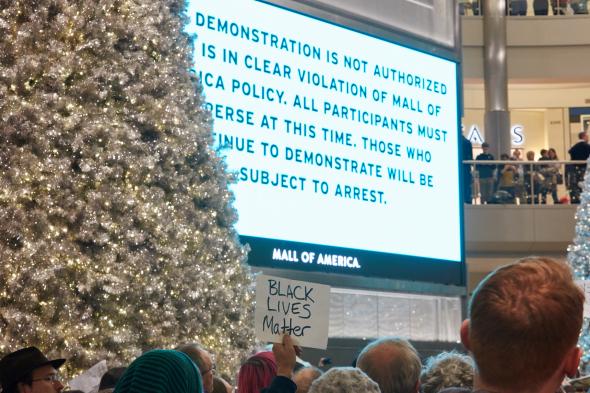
[255,275,330,349]
[273,335,301,378]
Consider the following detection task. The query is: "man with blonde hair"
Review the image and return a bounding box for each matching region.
[461,257,584,393]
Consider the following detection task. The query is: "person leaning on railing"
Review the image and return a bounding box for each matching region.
[476,142,496,204]
[498,154,517,202]
[542,148,561,204]
[537,149,552,204]
[567,131,590,204]
[523,151,540,204]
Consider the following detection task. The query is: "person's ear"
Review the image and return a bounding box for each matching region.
[460,319,471,351]
[414,379,420,393]
[17,382,31,393]
[564,346,582,378]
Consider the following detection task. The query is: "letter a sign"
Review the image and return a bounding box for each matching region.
[467,124,484,145]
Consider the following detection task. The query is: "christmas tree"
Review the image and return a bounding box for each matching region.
[0,0,254,374]
[568,163,590,373]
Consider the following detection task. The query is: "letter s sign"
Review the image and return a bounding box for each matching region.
[511,125,525,146]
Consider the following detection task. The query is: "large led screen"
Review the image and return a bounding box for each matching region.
[185,0,464,285]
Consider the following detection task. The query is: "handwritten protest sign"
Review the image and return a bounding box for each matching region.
[255,274,330,349]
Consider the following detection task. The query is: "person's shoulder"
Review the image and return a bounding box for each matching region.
[261,376,297,393]
[572,141,588,149]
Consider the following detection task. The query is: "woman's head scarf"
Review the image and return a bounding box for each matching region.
[114,349,203,393]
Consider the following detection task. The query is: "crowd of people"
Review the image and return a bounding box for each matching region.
[461,0,589,16]
[464,131,590,204]
[0,257,584,393]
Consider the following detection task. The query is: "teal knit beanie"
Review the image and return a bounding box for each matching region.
[114,350,203,393]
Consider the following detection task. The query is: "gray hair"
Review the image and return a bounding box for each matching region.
[357,337,421,393]
[175,343,208,372]
[420,351,474,393]
[293,367,323,393]
[309,367,381,393]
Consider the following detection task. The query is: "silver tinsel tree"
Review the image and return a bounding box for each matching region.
[568,162,590,373]
[0,0,254,375]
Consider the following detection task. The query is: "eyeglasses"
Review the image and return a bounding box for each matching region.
[32,374,61,383]
[202,363,216,375]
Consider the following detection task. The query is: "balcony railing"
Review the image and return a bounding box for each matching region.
[460,0,589,16]
[462,160,587,205]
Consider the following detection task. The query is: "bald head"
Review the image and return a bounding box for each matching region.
[293,367,323,393]
[176,343,214,393]
[357,337,421,393]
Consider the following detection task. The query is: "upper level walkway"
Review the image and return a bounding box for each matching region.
[463,160,581,253]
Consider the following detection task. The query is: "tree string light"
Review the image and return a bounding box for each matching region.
[0,0,255,378]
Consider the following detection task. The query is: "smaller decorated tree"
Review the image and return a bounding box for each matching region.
[568,162,590,373]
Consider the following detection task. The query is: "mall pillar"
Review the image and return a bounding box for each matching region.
[483,0,511,158]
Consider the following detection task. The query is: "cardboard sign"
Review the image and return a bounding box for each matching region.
[68,360,108,393]
[255,274,330,349]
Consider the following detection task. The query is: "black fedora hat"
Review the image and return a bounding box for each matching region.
[0,347,65,391]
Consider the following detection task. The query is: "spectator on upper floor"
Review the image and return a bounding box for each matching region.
[541,147,561,204]
[534,0,550,14]
[462,134,474,204]
[523,150,541,204]
[476,142,495,204]
[498,153,517,201]
[511,149,523,161]
[568,131,590,203]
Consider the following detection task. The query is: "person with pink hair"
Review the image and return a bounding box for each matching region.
[237,336,298,393]
[238,351,277,393]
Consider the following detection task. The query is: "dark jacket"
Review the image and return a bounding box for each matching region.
[569,141,590,162]
[476,152,495,178]
[261,376,296,393]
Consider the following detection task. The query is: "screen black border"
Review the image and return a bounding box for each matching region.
[194,0,467,287]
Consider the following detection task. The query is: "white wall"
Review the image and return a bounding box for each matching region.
[463,83,590,109]
[462,16,590,81]
[463,108,552,155]
[463,84,590,158]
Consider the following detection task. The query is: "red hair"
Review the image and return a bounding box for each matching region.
[469,257,584,391]
[237,351,277,393]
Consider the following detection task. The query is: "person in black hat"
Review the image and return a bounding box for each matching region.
[0,347,65,393]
